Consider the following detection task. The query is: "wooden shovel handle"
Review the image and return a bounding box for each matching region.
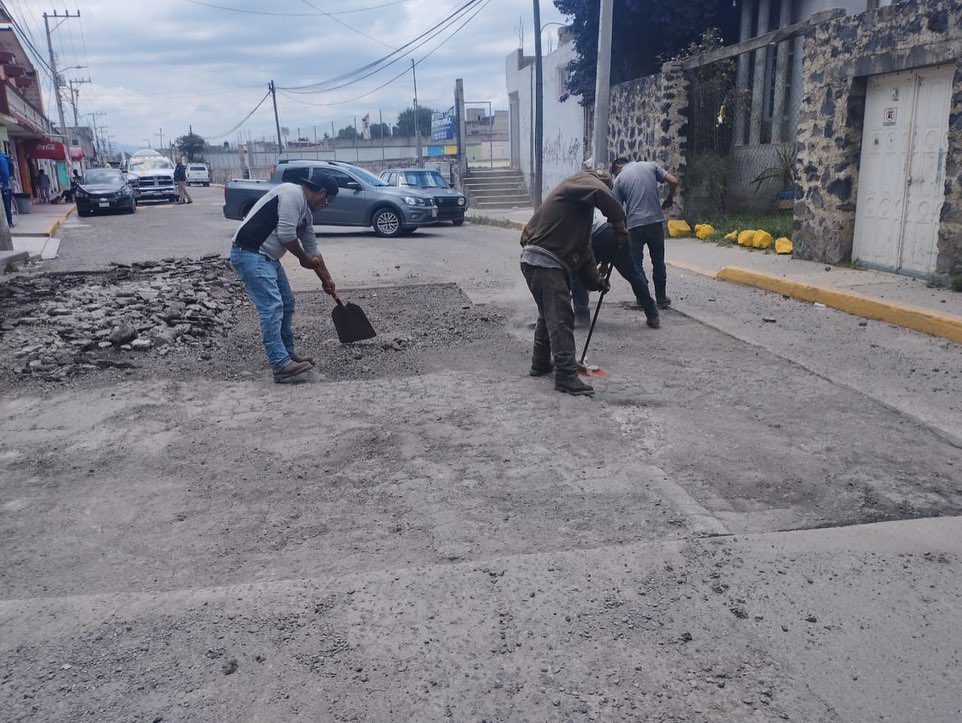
[313,267,341,304]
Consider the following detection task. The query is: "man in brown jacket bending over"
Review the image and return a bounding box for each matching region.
[520,169,630,396]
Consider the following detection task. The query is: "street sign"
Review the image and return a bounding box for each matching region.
[431,108,455,142]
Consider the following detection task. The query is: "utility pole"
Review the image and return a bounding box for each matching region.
[379,109,385,161]
[268,80,283,153]
[411,59,422,168]
[43,9,81,152]
[592,0,614,171]
[155,129,165,158]
[67,78,90,129]
[532,0,544,205]
[85,112,106,165]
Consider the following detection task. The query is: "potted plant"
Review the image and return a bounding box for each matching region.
[751,144,797,211]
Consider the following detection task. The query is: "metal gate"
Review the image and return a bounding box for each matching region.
[853,64,953,276]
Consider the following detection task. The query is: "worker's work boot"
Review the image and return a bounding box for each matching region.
[555,374,594,396]
[529,360,554,377]
[273,360,312,383]
[289,351,315,365]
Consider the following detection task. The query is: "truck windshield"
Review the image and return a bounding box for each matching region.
[129,158,174,172]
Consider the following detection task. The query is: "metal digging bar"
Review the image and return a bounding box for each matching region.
[576,262,614,376]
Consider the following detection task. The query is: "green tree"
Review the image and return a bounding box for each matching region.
[395,106,435,138]
[553,0,739,106]
[174,132,207,161]
[337,125,358,140]
[369,122,391,139]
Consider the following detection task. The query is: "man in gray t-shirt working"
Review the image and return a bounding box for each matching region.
[612,158,679,309]
[230,169,339,382]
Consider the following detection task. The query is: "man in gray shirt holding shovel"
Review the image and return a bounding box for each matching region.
[230,169,339,382]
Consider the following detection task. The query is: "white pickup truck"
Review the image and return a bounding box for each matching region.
[125,150,177,203]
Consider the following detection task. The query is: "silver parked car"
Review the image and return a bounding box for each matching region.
[379,168,467,226]
[224,160,438,237]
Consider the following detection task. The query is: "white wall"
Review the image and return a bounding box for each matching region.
[506,40,586,200]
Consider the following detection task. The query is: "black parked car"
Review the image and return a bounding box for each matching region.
[75,168,137,217]
[379,168,467,225]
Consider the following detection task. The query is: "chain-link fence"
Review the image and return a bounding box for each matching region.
[684,33,803,215]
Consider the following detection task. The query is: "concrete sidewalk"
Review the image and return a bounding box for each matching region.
[11,200,74,238]
[6,201,74,263]
[466,209,962,343]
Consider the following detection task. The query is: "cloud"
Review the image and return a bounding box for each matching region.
[18,0,567,147]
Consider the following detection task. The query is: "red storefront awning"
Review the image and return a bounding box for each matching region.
[69,146,84,161]
[26,140,68,160]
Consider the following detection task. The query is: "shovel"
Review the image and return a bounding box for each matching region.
[576,263,613,377]
[331,297,377,344]
[316,270,377,344]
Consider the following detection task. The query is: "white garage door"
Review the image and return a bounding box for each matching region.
[853,64,953,276]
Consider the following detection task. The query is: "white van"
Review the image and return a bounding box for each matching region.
[186,163,210,186]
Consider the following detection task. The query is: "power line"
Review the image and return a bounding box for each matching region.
[276,0,491,108]
[278,0,481,94]
[182,0,411,17]
[299,0,392,49]
[202,90,272,140]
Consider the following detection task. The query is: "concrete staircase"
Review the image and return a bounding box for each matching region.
[463,168,532,211]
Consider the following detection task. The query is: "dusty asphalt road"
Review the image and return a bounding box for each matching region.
[2,186,961,721]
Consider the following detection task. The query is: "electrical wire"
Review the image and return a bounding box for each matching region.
[276,0,491,108]
[203,90,272,139]
[182,0,411,17]
[278,0,481,93]
[297,0,391,49]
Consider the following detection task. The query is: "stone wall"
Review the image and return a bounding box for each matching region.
[794,0,962,275]
[608,63,688,182]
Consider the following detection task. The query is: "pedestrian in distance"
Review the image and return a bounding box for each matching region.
[520,168,628,397]
[611,157,679,310]
[37,169,51,204]
[570,207,661,329]
[174,158,192,204]
[230,168,339,383]
[0,152,12,227]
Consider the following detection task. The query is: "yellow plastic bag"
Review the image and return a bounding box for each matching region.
[723,230,738,242]
[774,237,793,254]
[694,223,714,240]
[737,230,755,247]
[752,230,773,249]
[667,219,692,237]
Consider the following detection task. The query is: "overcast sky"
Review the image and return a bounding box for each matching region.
[13,0,568,149]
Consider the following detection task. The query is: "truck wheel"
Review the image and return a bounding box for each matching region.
[372,207,403,238]
[452,219,465,226]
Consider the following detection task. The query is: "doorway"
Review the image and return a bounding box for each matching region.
[852,64,953,276]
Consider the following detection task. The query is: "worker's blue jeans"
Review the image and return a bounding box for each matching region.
[230,245,296,371]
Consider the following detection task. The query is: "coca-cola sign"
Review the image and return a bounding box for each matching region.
[27,140,68,160]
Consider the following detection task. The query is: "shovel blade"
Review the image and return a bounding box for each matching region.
[331,301,377,344]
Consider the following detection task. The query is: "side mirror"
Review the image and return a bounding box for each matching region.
[345,181,362,192]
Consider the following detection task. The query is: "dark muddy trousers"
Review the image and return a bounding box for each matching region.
[570,225,656,319]
[629,222,667,302]
[521,263,577,377]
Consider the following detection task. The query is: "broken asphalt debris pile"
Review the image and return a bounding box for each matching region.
[0,256,245,382]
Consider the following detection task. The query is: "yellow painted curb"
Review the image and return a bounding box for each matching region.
[43,204,76,237]
[717,266,962,344]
